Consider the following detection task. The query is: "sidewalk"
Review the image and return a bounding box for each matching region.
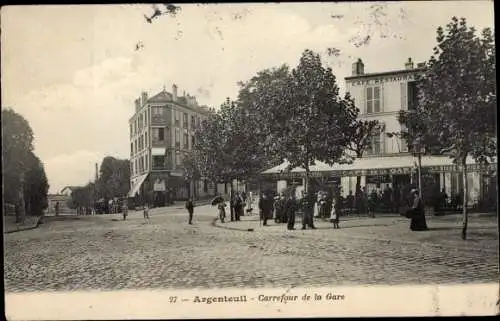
[3,215,44,234]
[213,211,498,253]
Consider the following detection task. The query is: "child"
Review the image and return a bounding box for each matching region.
[218,202,226,223]
[143,203,150,221]
[186,198,194,225]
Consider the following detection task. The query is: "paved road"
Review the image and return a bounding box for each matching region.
[4,206,498,292]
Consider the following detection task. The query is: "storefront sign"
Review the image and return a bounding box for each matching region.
[153,179,166,191]
[349,73,417,87]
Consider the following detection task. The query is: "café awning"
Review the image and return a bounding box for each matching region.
[128,173,149,197]
[260,156,496,179]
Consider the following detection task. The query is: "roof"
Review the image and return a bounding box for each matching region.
[60,186,78,192]
[148,90,173,102]
[345,67,425,81]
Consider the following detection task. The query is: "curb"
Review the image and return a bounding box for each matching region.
[4,216,44,234]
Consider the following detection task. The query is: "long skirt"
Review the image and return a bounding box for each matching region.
[410,210,428,231]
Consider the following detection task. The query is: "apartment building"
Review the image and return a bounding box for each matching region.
[128,84,213,205]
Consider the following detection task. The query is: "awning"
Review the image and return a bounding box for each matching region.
[152,147,166,156]
[260,156,497,179]
[128,173,149,197]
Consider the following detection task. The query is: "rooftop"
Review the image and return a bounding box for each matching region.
[345,67,425,80]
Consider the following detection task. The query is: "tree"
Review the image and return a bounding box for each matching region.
[96,156,131,201]
[267,50,353,193]
[23,151,50,216]
[182,151,202,199]
[2,108,36,222]
[69,183,95,209]
[344,95,381,206]
[416,17,496,240]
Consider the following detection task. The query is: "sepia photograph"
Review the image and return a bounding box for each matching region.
[2,1,498,319]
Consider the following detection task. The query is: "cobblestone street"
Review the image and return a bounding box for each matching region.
[4,206,499,293]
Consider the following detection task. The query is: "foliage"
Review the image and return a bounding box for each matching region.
[23,151,50,216]
[69,183,95,209]
[268,50,353,192]
[2,108,49,219]
[415,17,496,239]
[96,156,130,200]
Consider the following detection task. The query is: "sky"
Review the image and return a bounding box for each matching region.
[1,2,494,194]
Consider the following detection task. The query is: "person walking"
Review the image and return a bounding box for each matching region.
[186,198,194,224]
[246,191,254,215]
[122,199,128,221]
[409,189,428,231]
[285,193,298,230]
[143,203,150,221]
[301,190,316,230]
[55,202,60,216]
[330,194,340,229]
[218,201,227,223]
[259,192,274,226]
[234,193,243,221]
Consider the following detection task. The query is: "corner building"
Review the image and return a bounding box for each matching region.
[128,85,213,206]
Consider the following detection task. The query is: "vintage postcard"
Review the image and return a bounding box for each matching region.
[2,2,498,319]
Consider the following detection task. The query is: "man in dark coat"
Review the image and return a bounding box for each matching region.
[300,190,316,230]
[234,193,243,221]
[285,194,298,230]
[259,193,274,226]
[185,198,194,224]
[274,193,286,223]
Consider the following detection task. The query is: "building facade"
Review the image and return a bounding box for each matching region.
[261,58,497,209]
[128,85,214,205]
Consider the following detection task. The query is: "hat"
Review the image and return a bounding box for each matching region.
[410,188,418,194]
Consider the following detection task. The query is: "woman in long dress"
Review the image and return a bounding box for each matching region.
[410,189,428,231]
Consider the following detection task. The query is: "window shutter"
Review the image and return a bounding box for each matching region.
[380,84,384,112]
[362,86,367,114]
[400,82,407,110]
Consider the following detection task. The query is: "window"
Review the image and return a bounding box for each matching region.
[152,106,164,116]
[175,128,180,147]
[191,115,196,129]
[130,124,133,137]
[130,162,134,176]
[144,131,148,148]
[366,87,381,114]
[152,127,165,141]
[366,129,381,155]
[175,110,180,126]
[184,132,189,149]
[130,143,133,155]
[152,156,165,169]
[134,139,138,154]
[135,159,138,174]
[183,113,188,128]
[145,154,148,170]
[407,81,418,110]
[166,150,172,167]
[144,110,148,126]
[175,151,181,166]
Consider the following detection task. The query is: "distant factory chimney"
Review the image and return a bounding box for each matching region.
[352,58,365,76]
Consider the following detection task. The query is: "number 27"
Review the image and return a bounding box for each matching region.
[169,296,177,303]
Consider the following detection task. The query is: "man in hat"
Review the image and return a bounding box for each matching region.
[301,190,316,230]
[410,188,428,231]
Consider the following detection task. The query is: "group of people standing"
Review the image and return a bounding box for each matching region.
[258,189,340,230]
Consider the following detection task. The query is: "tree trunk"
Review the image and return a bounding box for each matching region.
[304,165,310,195]
[230,182,235,221]
[461,156,469,240]
[18,183,26,223]
[417,153,423,203]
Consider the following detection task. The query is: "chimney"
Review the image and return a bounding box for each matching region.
[135,98,141,112]
[405,57,414,70]
[172,84,178,101]
[141,91,148,106]
[352,58,365,76]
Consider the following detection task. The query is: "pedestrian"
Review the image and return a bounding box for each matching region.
[234,193,243,221]
[186,197,194,224]
[259,192,274,226]
[330,194,340,229]
[143,203,150,221]
[55,202,60,216]
[285,193,298,230]
[409,189,428,231]
[300,190,316,230]
[246,191,253,215]
[122,199,128,221]
[274,193,286,223]
[218,201,226,223]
